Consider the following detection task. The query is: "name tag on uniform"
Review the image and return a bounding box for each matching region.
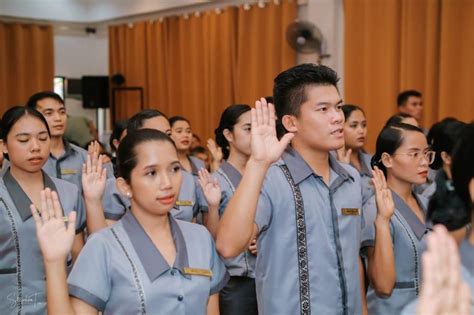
[184,267,213,277]
[176,200,193,207]
[341,208,360,216]
[61,168,77,175]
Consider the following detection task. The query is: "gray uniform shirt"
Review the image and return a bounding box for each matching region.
[355,152,374,206]
[361,191,431,315]
[214,161,256,278]
[43,139,114,191]
[254,147,363,315]
[0,169,86,314]
[173,156,207,222]
[68,210,229,314]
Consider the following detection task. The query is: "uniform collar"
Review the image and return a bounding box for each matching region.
[187,156,201,176]
[50,139,76,161]
[3,168,57,221]
[282,146,354,187]
[121,210,190,281]
[357,151,373,177]
[219,161,242,189]
[391,190,432,240]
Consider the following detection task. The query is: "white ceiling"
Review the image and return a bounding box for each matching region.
[0,0,214,23]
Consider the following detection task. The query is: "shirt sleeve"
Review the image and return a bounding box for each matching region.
[102,179,128,221]
[68,233,111,311]
[208,235,230,294]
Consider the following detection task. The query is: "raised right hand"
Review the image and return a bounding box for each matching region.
[250,98,294,165]
[30,188,76,263]
[82,153,107,202]
[372,166,395,221]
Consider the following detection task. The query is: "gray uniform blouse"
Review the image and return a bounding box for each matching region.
[253,147,363,315]
[354,152,374,206]
[173,156,207,222]
[43,139,114,191]
[214,161,256,278]
[68,210,229,314]
[0,169,86,314]
[361,191,431,315]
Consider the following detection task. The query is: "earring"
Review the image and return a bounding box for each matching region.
[127,192,132,198]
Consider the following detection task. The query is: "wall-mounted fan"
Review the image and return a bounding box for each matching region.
[286,20,330,59]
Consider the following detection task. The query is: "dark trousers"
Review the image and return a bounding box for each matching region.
[219,276,258,315]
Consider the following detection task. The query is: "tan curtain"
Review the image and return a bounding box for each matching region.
[234,1,297,105]
[344,0,474,152]
[0,22,54,114]
[109,1,296,140]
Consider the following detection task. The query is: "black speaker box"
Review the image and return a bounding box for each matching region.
[82,76,109,108]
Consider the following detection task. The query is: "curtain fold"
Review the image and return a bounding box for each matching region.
[344,0,474,152]
[109,1,296,140]
[0,22,54,114]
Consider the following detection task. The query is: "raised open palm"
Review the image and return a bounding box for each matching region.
[251,98,294,164]
[372,166,395,221]
[198,168,221,208]
[82,153,107,202]
[30,188,76,263]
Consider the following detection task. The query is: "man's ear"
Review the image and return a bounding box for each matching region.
[282,115,298,133]
[116,177,132,198]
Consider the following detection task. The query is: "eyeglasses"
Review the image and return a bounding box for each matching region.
[392,150,436,165]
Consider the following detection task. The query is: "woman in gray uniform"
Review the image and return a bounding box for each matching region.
[33,129,229,314]
[361,122,435,314]
[169,116,207,222]
[199,105,258,315]
[341,104,373,205]
[0,106,86,314]
[99,110,205,228]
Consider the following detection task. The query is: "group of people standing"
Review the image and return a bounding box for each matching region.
[0,63,472,315]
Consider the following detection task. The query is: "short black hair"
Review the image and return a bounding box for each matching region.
[273,64,339,134]
[26,91,64,109]
[397,90,422,107]
[127,109,168,134]
[190,146,207,156]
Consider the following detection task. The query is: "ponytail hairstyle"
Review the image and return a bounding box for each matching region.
[214,104,251,160]
[371,123,425,176]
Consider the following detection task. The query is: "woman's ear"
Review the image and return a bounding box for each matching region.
[381,152,393,170]
[440,151,452,166]
[223,129,233,144]
[282,115,298,133]
[116,177,132,198]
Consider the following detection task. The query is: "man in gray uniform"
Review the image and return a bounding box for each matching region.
[26,92,114,189]
[216,64,367,314]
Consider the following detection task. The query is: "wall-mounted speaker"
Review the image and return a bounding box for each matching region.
[82,76,109,108]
